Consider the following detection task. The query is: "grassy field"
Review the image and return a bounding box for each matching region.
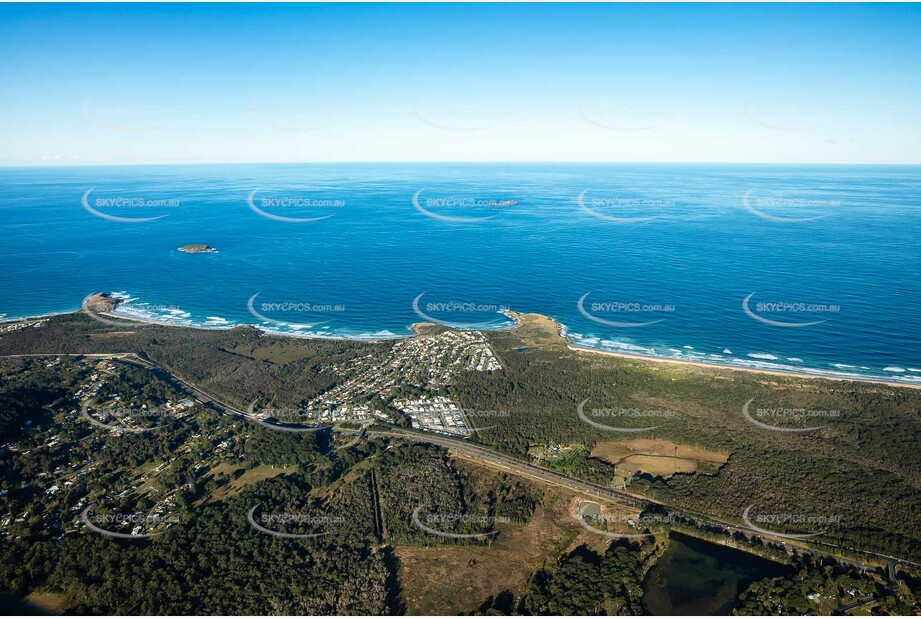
[591,439,729,478]
[208,464,298,502]
[393,470,620,615]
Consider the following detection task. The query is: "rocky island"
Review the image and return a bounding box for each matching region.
[178,244,217,254]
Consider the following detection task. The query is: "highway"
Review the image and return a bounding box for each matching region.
[4,351,919,577]
[365,428,650,509]
[356,432,921,576]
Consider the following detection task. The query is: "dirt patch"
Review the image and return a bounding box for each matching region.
[565,497,648,543]
[617,454,699,477]
[395,485,600,615]
[592,439,729,479]
[25,590,65,613]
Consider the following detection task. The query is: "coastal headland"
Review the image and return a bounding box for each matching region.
[8,296,920,391]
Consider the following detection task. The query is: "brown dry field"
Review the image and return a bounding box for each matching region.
[394,482,624,615]
[24,590,66,613]
[591,439,729,478]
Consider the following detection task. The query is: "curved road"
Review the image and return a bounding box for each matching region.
[3,351,918,576]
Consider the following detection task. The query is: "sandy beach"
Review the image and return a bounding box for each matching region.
[44,301,921,391]
[567,343,921,391]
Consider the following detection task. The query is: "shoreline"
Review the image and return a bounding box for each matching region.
[4,301,920,390]
[535,310,921,391]
[567,343,921,391]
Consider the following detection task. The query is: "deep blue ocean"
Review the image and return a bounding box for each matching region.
[1,163,919,384]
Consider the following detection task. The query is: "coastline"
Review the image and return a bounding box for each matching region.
[566,343,921,391]
[5,299,921,390]
[525,310,921,391]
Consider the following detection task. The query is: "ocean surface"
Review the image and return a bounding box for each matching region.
[1,163,919,384]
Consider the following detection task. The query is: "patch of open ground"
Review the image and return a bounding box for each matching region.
[223,342,313,364]
[24,590,65,613]
[568,497,655,539]
[311,459,373,500]
[88,331,138,340]
[592,438,729,478]
[395,477,618,615]
[208,463,297,501]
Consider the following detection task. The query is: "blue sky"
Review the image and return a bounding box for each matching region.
[2,3,920,165]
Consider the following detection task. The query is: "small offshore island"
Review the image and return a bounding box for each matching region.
[178,243,217,254]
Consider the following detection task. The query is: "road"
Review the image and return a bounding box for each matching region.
[356,429,921,575]
[364,427,650,509]
[4,351,919,576]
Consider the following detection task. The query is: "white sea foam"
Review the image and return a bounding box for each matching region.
[82,298,921,386]
[599,340,657,355]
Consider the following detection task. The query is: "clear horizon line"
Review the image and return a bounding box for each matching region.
[4,160,921,170]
